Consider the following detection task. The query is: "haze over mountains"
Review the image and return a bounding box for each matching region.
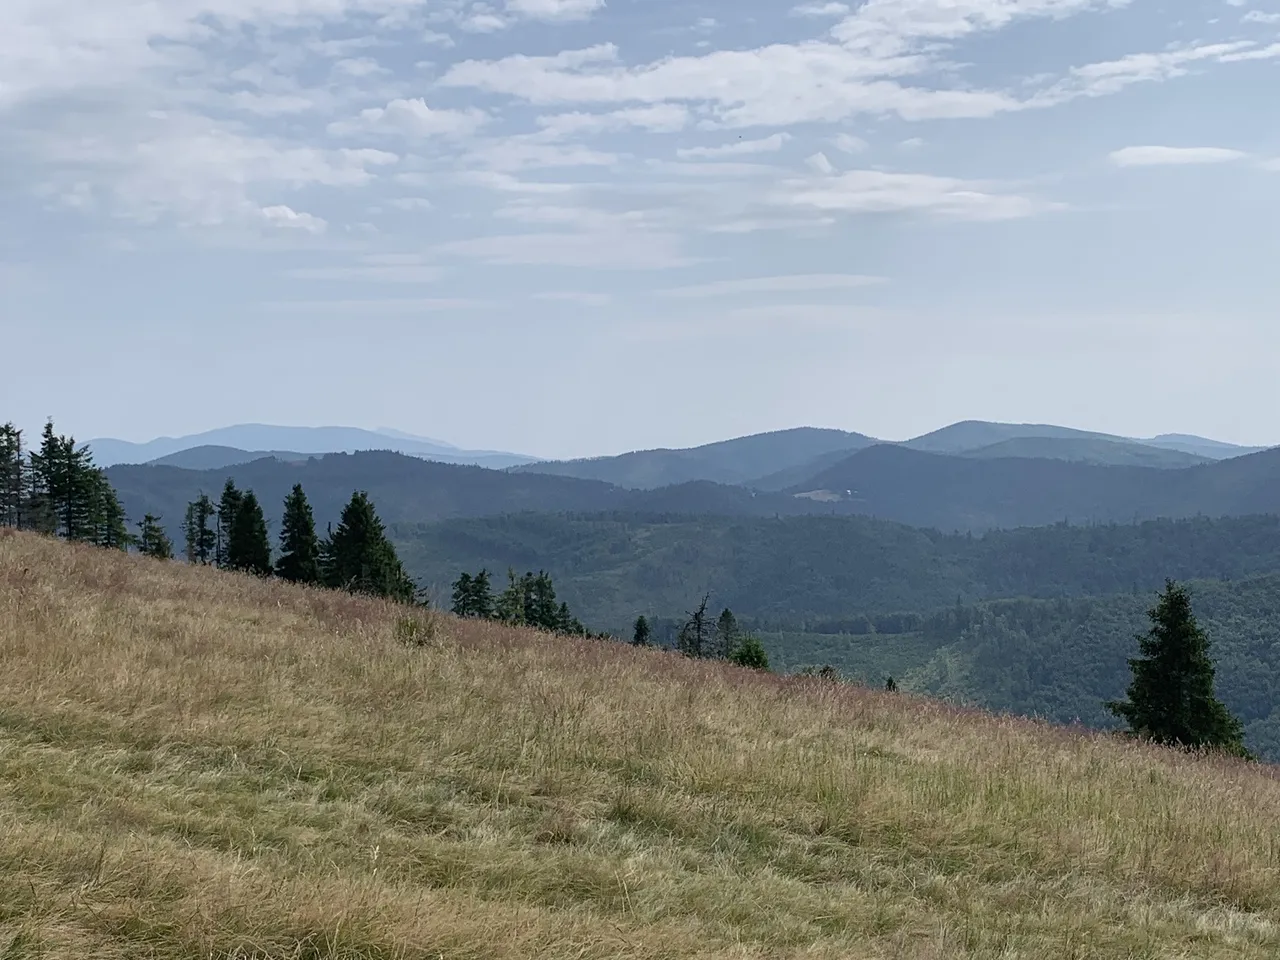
[89,424,539,470]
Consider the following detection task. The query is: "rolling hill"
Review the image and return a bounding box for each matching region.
[958,436,1211,468]
[105,452,629,539]
[900,420,1265,460]
[512,427,877,489]
[146,445,314,470]
[788,443,1280,530]
[4,530,1278,959]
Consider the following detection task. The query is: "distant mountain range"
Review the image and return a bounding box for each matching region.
[88,425,538,470]
[513,421,1267,491]
[88,420,1268,482]
[107,440,1280,548]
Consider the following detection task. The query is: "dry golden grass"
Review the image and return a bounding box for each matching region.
[3,530,1280,959]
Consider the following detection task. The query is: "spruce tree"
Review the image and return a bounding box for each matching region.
[88,471,130,550]
[276,484,320,584]
[22,426,56,535]
[136,514,173,559]
[1105,579,1247,755]
[525,571,560,631]
[495,568,527,625]
[183,494,217,564]
[319,491,415,602]
[451,572,475,616]
[226,490,272,576]
[556,601,585,636]
[715,608,740,660]
[471,569,495,619]
[215,479,243,569]
[632,615,651,647]
[885,676,898,693]
[0,423,23,528]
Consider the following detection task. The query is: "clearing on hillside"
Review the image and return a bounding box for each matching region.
[2,530,1280,959]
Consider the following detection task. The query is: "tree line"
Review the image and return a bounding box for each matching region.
[2,419,417,605]
[3,420,135,550]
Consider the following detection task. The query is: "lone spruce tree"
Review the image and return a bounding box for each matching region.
[275,484,320,585]
[226,490,273,576]
[715,608,740,660]
[632,615,651,647]
[320,491,415,603]
[1105,580,1247,756]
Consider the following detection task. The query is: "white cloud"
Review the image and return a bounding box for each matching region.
[432,230,695,268]
[833,133,869,153]
[389,196,434,210]
[658,274,886,297]
[792,2,852,16]
[506,0,605,20]
[535,104,689,139]
[262,205,327,234]
[779,170,1052,220]
[440,42,1021,127]
[677,134,792,159]
[1244,10,1280,22]
[328,98,488,139]
[1031,41,1277,104]
[1108,145,1249,166]
[806,152,837,174]
[285,256,444,281]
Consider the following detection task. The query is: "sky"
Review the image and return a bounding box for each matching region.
[2,0,1279,459]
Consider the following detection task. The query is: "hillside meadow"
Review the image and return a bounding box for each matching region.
[4,530,1280,958]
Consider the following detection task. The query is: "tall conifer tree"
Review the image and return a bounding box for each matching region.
[320,491,414,602]
[215,479,243,568]
[0,423,24,528]
[136,514,173,559]
[276,484,320,584]
[1106,580,1247,755]
[632,615,651,647]
[226,490,272,576]
[183,494,217,564]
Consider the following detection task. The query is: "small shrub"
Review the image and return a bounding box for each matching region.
[394,613,440,647]
[729,634,770,671]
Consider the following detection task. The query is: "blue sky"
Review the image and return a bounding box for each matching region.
[2,0,1279,458]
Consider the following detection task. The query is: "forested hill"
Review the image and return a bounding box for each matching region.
[110,443,1280,544]
[759,573,1280,762]
[105,452,629,538]
[789,444,1280,529]
[391,512,1280,628]
[512,427,877,489]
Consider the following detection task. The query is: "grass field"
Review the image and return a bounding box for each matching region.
[4,529,1280,959]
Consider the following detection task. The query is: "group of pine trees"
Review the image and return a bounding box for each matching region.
[450,568,597,637]
[180,481,416,603]
[1,420,160,553]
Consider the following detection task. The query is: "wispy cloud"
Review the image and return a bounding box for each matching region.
[657,274,886,297]
[1109,145,1250,166]
[677,134,792,159]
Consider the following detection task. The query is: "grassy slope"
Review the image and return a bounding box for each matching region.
[4,532,1280,959]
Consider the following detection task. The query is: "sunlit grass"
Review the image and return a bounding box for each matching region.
[3,528,1280,958]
